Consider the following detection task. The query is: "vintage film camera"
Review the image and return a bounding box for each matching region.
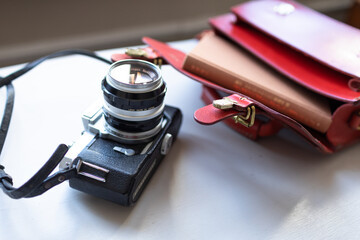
[59,59,182,206]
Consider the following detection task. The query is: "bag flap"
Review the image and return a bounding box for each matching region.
[232,0,360,79]
[142,37,338,152]
[209,0,360,102]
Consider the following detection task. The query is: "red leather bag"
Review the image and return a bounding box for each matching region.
[113,0,360,153]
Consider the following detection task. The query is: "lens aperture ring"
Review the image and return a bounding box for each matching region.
[104,111,163,132]
[104,119,163,143]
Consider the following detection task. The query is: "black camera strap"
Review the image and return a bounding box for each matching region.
[0,50,111,199]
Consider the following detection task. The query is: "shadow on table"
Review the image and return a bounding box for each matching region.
[69,125,360,235]
[167,127,360,237]
[70,136,183,229]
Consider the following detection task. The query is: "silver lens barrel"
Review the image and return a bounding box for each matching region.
[101,59,167,142]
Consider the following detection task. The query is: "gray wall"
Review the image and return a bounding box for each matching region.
[0,0,352,67]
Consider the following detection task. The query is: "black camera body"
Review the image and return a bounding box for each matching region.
[59,59,182,205]
[67,106,181,206]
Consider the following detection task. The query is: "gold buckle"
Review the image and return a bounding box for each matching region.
[153,58,163,68]
[213,97,256,128]
[125,48,147,58]
[125,48,162,68]
[233,105,256,128]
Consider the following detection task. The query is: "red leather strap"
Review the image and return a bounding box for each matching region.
[194,103,239,125]
[194,92,252,125]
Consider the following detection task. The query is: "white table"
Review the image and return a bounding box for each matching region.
[1,40,360,240]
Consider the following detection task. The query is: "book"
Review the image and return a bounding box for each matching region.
[182,32,332,133]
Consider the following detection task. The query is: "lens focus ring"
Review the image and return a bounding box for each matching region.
[102,78,166,111]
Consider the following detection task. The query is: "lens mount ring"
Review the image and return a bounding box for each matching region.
[103,101,165,121]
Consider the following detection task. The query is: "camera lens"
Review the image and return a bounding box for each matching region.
[102,59,166,142]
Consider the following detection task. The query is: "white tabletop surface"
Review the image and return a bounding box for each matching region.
[1,40,360,240]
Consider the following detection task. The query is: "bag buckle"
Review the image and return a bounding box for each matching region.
[233,105,256,128]
[110,47,164,67]
[213,96,256,128]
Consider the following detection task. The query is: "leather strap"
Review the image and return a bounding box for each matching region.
[0,83,14,155]
[0,50,112,199]
[0,165,12,185]
[0,144,73,199]
[25,164,77,198]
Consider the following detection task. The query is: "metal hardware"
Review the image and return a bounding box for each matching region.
[348,78,360,92]
[125,48,163,68]
[233,105,256,128]
[154,58,163,68]
[76,160,109,183]
[213,96,256,128]
[213,98,237,110]
[161,133,173,155]
[59,131,96,170]
[273,2,295,16]
[113,146,135,156]
[213,97,250,110]
[140,141,154,155]
[125,48,147,58]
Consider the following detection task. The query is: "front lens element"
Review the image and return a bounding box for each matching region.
[107,60,161,92]
[110,63,155,85]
